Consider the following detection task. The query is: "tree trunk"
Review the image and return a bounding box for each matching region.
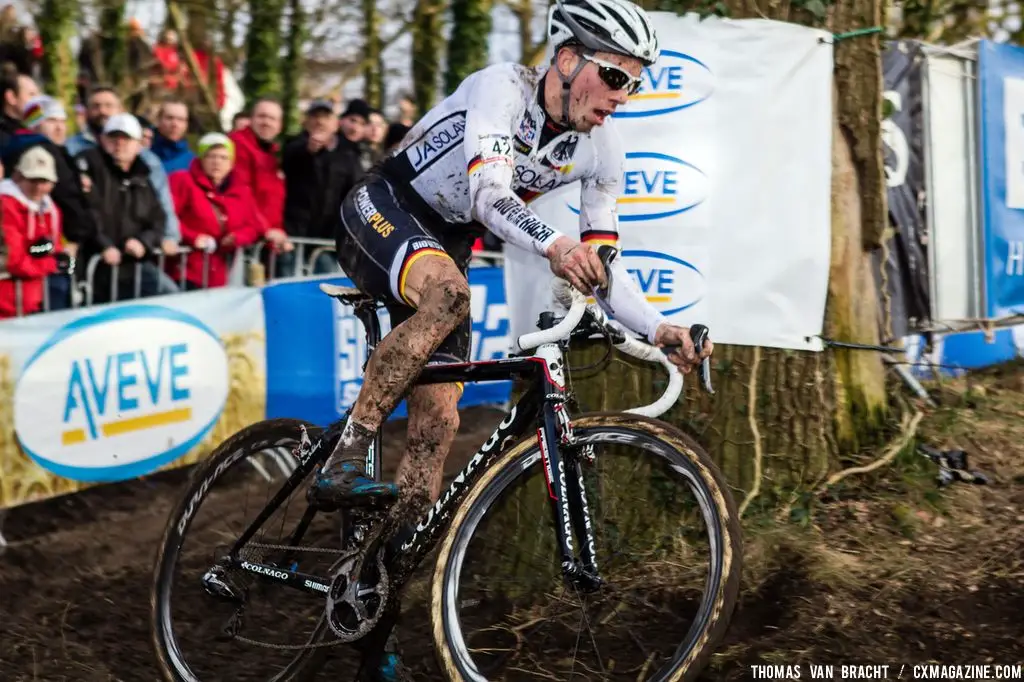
[563,0,890,505]
[98,1,126,88]
[36,0,77,128]
[444,0,492,95]
[281,0,305,135]
[362,0,383,109]
[242,0,285,101]
[411,0,443,114]
[511,0,536,63]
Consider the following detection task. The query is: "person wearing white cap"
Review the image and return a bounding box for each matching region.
[66,85,180,255]
[73,112,180,304]
[0,146,75,317]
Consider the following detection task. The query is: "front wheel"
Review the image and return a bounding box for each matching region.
[430,413,742,682]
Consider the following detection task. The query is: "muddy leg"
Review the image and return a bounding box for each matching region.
[357,383,460,681]
[391,383,462,524]
[318,254,469,480]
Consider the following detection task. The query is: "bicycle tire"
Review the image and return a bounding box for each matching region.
[151,418,331,682]
[430,412,742,682]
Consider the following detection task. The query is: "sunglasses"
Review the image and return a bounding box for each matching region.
[582,53,643,95]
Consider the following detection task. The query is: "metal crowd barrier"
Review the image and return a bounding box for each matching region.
[81,245,217,306]
[1,237,507,319]
[248,237,505,281]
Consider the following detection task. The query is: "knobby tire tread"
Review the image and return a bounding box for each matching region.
[429,412,742,682]
[150,418,329,682]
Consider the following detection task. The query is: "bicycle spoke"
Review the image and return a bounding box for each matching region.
[436,421,739,682]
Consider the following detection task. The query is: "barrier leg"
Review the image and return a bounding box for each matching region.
[0,509,8,556]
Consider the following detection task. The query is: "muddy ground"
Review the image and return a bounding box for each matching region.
[1,367,1023,682]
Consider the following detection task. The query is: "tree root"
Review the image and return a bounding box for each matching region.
[739,346,763,516]
[818,409,924,494]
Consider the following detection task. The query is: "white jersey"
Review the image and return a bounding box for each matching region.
[380,62,623,256]
[378,62,668,342]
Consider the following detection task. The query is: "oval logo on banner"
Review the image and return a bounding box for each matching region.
[567,152,709,222]
[613,50,715,119]
[14,305,229,482]
[620,250,706,315]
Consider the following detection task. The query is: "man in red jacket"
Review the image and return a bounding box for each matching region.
[228,97,290,254]
[0,146,72,317]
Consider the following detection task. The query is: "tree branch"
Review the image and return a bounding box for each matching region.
[305,12,423,79]
[166,0,222,131]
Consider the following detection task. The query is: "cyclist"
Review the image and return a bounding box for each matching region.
[312,0,713,676]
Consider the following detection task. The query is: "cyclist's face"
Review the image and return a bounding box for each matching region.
[564,49,642,132]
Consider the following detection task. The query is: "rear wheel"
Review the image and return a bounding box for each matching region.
[151,418,344,682]
[430,413,742,681]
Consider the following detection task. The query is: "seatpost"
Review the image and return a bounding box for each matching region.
[352,302,382,352]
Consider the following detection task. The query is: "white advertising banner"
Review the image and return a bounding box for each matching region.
[923,50,983,322]
[505,14,834,351]
[0,288,266,509]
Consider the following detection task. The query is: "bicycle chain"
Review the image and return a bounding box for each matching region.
[244,541,353,555]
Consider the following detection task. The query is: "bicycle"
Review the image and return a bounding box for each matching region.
[151,251,742,682]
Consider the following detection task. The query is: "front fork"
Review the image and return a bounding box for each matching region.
[534,344,602,592]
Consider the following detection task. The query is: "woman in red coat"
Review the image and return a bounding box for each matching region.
[0,147,67,318]
[168,133,264,289]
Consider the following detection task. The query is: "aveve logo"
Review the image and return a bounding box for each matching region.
[621,250,706,315]
[568,152,708,222]
[613,50,714,119]
[14,305,229,482]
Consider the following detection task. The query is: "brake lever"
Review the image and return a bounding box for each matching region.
[661,324,715,395]
[591,244,619,317]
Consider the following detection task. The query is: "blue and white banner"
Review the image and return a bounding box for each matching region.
[978,39,1024,318]
[263,268,513,427]
[513,14,835,351]
[0,288,266,508]
[902,322,1024,379]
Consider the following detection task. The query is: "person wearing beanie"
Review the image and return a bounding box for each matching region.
[168,132,265,289]
[338,97,372,171]
[383,122,410,154]
[1,95,97,252]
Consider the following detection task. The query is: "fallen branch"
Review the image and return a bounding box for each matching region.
[818,410,925,493]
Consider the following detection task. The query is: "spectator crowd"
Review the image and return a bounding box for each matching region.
[0,8,506,320]
[0,66,426,318]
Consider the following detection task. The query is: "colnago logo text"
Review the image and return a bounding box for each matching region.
[613,50,715,119]
[14,305,229,481]
[620,250,706,316]
[567,152,709,222]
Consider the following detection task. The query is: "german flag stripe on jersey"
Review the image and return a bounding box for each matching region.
[581,230,619,246]
[515,187,541,203]
[398,247,454,306]
[467,154,483,175]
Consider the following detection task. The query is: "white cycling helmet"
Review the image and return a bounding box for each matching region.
[548,0,660,66]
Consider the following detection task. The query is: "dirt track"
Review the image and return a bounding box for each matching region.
[1,389,1023,681]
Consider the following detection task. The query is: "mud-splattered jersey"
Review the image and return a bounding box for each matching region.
[379,62,624,257]
[379,62,668,343]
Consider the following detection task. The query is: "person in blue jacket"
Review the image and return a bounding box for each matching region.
[148,98,195,174]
